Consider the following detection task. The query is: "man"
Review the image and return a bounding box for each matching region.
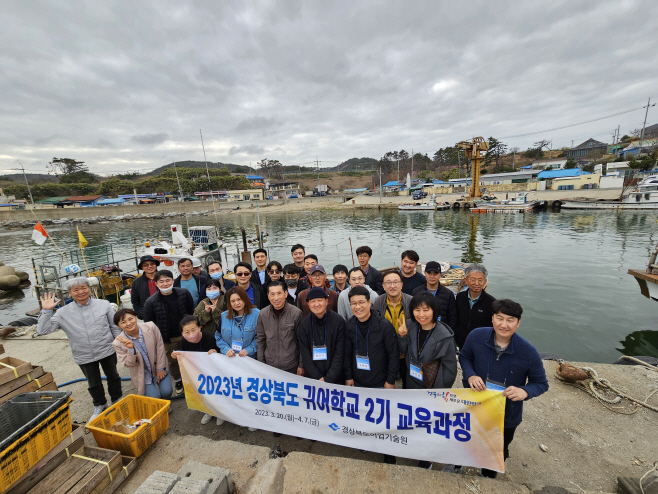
[297,265,338,315]
[143,270,194,395]
[343,286,399,465]
[455,264,495,349]
[37,278,122,420]
[372,270,412,388]
[256,280,304,375]
[297,287,345,383]
[299,254,318,285]
[234,262,266,309]
[191,257,209,281]
[330,264,349,294]
[174,258,207,307]
[400,250,426,295]
[283,263,308,304]
[337,267,378,320]
[412,261,458,330]
[356,245,384,295]
[207,260,231,296]
[131,255,160,320]
[459,299,548,478]
[291,243,306,270]
[251,248,270,288]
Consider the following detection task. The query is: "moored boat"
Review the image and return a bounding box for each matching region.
[628,241,658,302]
[472,192,542,213]
[562,175,658,210]
[398,195,450,211]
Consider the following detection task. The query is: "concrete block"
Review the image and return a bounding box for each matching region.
[177,460,232,494]
[135,470,180,494]
[241,458,285,494]
[170,478,210,494]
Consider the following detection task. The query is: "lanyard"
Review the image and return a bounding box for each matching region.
[312,314,328,347]
[413,324,435,363]
[355,320,371,356]
[231,315,246,341]
[486,332,516,386]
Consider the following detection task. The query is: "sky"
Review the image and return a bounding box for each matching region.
[1,1,657,176]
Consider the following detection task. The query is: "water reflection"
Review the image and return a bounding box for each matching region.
[617,330,658,358]
[462,215,483,264]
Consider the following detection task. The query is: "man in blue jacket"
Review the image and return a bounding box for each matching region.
[458,299,548,479]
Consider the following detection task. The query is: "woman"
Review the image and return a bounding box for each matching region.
[398,292,457,469]
[112,308,172,399]
[216,287,259,359]
[193,279,225,332]
[262,261,283,306]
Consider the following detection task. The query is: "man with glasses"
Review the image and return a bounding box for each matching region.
[131,255,160,320]
[372,270,413,388]
[296,265,338,315]
[343,285,399,465]
[455,263,495,349]
[143,270,194,395]
[282,264,308,304]
[337,267,379,320]
[233,262,266,309]
[356,245,384,295]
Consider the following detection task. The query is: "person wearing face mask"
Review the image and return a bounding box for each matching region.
[143,270,194,395]
[207,260,232,290]
[282,264,308,304]
[193,279,226,332]
[113,308,172,399]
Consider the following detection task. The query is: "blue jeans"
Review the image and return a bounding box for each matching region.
[143,373,173,399]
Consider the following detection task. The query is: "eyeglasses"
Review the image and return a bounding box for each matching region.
[350,301,369,307]
[357,254,369,258]
[236,272,251,277]
[268,270,280,274]
[383,281,402,287]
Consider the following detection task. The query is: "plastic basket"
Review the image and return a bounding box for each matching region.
[85,394,170,458]
[0,391,73,491]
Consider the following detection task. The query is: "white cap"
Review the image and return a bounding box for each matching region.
[191,257,202,268]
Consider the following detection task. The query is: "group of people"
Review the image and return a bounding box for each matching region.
[36,243,548,478]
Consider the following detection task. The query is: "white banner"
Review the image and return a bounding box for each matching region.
[178,352,506,472]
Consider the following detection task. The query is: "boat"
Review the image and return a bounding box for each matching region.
[628,240,658,302]
[398,195,450,211]
[471,192,543,213]
[561,175,658,210]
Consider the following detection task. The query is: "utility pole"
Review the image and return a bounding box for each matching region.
[411,148,414,182]
[316,157,320,185]
[639,97,655,154]
[15,163,34,206]
[379,167,382,203]
[512,149,516,170]
[397,159,400,185]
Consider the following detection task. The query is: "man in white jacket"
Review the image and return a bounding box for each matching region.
[337,267,379,320]
[37,277,122,421]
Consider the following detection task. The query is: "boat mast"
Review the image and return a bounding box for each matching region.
[172,161,190,234]
[200,129,221,233]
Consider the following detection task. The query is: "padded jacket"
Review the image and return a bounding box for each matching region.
[142,288,194,343]
[130,274,156,320]
[412,284,458,330]
[297,310,346,383]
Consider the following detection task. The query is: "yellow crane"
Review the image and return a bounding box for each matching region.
[456,137,489,199]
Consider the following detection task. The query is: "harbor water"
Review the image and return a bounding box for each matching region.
[1,208,657,363]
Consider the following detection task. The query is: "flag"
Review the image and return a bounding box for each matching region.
[77,228,88,249]
[31,221,48,245]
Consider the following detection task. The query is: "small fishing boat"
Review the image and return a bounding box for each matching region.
[471,192,542,213]
[628,240,658,302]
[398,195,450,211]
[561,175,658,210]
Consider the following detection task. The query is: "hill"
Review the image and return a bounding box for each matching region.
[333,157,378,172]
[146,161,254,176]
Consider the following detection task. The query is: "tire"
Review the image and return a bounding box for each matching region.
[6,316,38,327]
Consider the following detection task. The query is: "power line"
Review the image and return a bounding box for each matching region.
[500,105,646,139]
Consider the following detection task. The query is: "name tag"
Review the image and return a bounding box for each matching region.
[313,346,328,361]
[232,340,243,352]
[356,355,370,371]
[410,363,423,381]
[486,380,506,392]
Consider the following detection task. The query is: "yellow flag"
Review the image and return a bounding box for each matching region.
[77,228,88,249]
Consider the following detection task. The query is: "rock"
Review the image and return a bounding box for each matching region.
[15,271,29,282]
[0,261,4,266]
[539,444,548,452]
[0,266,16,277]
[241,459,285,494]
[0,275,21,290]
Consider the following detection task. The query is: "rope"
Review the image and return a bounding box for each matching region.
[555,361,658,414]
[640,461,657,494]
[618,355,658,371]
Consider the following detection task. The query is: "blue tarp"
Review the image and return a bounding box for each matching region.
[383,181,401,187]
[537,168,585,179]
[246,175,264,180]
[96,198,126,205]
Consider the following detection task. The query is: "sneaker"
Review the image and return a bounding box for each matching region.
[201,413,213,425]
[216,417,225,425]
[418,461,433,469]
[441,464,463,474]
[175,380,184,395]
[89,404,108,422]
[481,468,498,479]
[383,455,397,465]
[248,427,257,432]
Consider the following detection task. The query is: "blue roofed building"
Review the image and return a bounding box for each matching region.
[246,175,265,184]
[538,168,600,190]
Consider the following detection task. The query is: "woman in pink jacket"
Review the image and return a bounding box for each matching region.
[112,309,173,399]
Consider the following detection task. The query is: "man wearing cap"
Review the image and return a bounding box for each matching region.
[191,257,210,282]
[297,287,345,383]
[174,258,207,307]
[296,265,338,315]
[131,255,160,320]
[412,261,458,330]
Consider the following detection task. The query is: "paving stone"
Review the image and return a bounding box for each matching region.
[177,460,232,494]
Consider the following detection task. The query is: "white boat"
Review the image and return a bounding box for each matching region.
[472,192,541,213]
[628,240,658,302]
[398,195,450,211]
[561,175,658,210]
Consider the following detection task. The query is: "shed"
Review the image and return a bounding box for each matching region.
[96,198,126,206]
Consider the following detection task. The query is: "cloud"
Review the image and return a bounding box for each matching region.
[229,144,266,155]
[235,117,279,134]
[130,133,169,145]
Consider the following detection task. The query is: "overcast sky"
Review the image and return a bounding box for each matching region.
[1,1,657,176]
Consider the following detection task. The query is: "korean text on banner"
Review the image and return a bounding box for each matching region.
[178,351,506,472]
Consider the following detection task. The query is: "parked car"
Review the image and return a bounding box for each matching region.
[289,194,298,199]
[412,191,428,200]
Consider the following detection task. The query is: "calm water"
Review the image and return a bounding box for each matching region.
[1,209,657,363]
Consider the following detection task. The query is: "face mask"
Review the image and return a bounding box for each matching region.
[159,286,173,294]
[285,279,297,287]
[207,290,220,300]
[210,271,223,280]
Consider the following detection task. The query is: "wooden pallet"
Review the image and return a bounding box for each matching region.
[0,357,32,386]
[0,372,56,405]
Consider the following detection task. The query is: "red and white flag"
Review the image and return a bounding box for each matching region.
[31,221,48,245]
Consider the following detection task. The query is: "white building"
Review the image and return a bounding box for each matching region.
[531,158,568,170]
[599,175,624,189]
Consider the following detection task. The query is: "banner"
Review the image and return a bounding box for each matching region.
[178,352,506,472]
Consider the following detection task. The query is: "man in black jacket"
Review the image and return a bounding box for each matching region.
[455,263,495,349]
[173,258,207,306]
[400,250,426,295]
[356,245,384,295]
[344,286,399,464]
[282,263,309,305]
[143,270,195,395]
[297,287,345,383]
[250,248,271,288]
[412,261,458,330]
[131,255,160,319]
